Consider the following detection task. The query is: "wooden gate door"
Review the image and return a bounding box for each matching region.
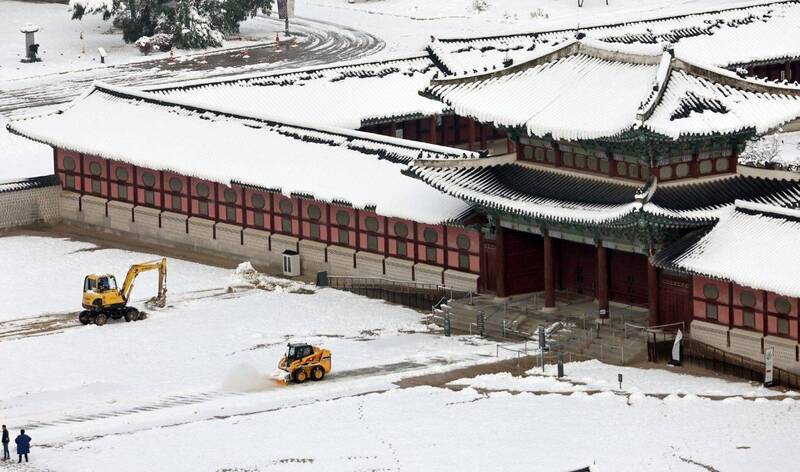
[502,229,544,296]
[659,272,693,326]
[558,240,596,297]
[608,250,648,305]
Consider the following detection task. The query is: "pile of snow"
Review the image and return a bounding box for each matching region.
[230,261,315,294]
[452,360,794,397]
[549,360,787,397]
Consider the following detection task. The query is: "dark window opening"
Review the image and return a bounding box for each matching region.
[144,190,155,206]
[338,228,349,245]
[459,253,470,270]
[426,246,436,263]
[706,304,718,320]
[743,309,756,329]
[367,234,378,252]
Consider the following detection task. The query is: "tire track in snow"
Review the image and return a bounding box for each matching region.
[18,359,450,435]
[0,15,384,116]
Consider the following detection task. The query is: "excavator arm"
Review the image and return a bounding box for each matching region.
[120,258,167,307]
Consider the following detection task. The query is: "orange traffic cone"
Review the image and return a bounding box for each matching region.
[290,36,297,48]
[275,33,282,52]
[242,49,250,59]
[198,52,207,64]
[168,50,175,64]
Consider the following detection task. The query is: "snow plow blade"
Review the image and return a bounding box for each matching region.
[270,370,290,386]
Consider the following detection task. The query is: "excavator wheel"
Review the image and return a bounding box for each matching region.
[293,368,308,384]
[94,313,108,326]
[311,366,325,381]
[78,311,93,325]
[124,307,140,322]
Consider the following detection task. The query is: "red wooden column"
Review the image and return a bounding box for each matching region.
[479,124,488,150]
[428,116,437,145]
[648,260,660,326]
[597,242,609,319]
[467,118,476,151]
[543,230,556,310]
[495,224,507,297]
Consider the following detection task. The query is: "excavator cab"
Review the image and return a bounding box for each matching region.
[79,258,167,326]
[83,274,125,309]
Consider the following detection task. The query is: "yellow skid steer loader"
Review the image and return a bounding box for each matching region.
[272,343,332,385]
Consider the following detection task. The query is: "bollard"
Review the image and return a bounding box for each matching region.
[557,352,564,378]
[477,311,486,337]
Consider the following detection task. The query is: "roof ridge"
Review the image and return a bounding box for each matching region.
[429,39,665,85]
[735,199,800,218]
[83,82,479,160]
[142,52,432,93]
[432,0,793,43]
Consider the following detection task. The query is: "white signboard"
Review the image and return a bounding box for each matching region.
[278,0,295,18]
[765,346,775,385]
[669,329,683,366]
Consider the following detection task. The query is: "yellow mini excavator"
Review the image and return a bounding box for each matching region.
[79,258,167,326]
[273,343,332,384]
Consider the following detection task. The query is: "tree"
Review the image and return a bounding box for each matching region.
[69,0,273,48]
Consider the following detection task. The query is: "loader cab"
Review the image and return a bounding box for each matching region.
[286,343,314,361]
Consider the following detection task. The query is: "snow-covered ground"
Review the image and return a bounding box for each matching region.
[0,235,495,455]
[0,0,283,80]
[0,115,53,180]
[740,131,800,171]
[34,366,800,471]
[0,235,796,471]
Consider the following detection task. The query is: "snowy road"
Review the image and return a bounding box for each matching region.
[0,14,384,116]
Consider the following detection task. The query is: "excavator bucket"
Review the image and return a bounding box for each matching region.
[143,260,167,308]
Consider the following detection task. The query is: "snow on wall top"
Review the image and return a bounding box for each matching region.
[672,200,800,296]
[431,1,800,73]
[0,175,60,194]
[427,41,800,141]
[7,85,472,224]
[147,55,447,129]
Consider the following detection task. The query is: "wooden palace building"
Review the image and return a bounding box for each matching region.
[10,1,800,370]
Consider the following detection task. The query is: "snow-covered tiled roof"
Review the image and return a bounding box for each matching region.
[412,161,800,226]
[426,41,800,141]
[0,175,59,194]
[430,1,800,73]
[7,84,474,224]
[146,54,447,129]
[668,200,800,297]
